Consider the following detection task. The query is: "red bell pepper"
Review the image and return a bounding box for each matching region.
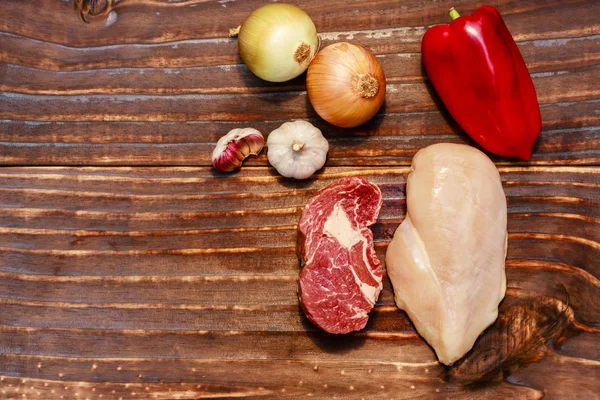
[422,6,542,160]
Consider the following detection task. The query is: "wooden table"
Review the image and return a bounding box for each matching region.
[1,0,599,398]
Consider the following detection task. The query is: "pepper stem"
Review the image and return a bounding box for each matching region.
[448,7,461,21]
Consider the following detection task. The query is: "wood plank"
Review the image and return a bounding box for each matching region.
[1,0,599,397]
[0,166,598,398]
[2,4,597,74]
[3,67,595,121]
[0,288,600,364]
[0,357,549,400]
[505,351,600,399]
[1,102,598,166]
[0,291,596,399]
[2,33,598,93]
[0,0,598,166]
[1,0,591,46]
[0,167,597,279]
[0,262,597,330]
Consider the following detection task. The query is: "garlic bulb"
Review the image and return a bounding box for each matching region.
[212,128,264,172]
[237,3,319,82]
[267,120,329,179]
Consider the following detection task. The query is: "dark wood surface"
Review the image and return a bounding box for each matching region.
[1,0,599,166]
[0,0,599,399]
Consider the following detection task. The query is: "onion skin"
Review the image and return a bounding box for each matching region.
[238,4,319,83]
[307,42,386,128]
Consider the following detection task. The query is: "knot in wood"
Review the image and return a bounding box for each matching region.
[75,0,112,24]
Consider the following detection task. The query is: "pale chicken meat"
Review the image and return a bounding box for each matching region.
[386,143,507,365]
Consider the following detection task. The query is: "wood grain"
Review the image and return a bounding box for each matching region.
[1,0,600,398]
[0,166,598,399]
[0,0,599,165]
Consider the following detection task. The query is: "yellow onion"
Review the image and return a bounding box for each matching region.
[237,3,319,83]
[307,42,386,128]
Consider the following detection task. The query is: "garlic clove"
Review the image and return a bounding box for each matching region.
[212,128,264,172]
[267,120,329,180]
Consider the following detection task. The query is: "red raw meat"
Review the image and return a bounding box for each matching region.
[297,177,383,334]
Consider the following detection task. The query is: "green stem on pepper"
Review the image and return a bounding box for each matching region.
[448,7,461,21]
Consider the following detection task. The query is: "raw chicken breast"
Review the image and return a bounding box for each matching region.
[386,143,507,365]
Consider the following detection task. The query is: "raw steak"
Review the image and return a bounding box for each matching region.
[297,177,383,334]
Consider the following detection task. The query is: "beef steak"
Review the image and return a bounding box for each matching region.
[297,177,383,334]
